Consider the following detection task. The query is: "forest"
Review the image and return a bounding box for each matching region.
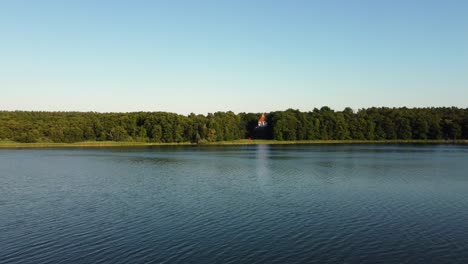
[0,107,467,143]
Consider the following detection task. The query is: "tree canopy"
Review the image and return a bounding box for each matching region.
[0,107,467,143]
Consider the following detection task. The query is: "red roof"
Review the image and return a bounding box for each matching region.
[258,113,266,122]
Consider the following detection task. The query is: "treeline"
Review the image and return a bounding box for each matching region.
[0,107,467,143]
[267,107,467,141]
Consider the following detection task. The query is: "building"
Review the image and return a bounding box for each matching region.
[258,113,267,127]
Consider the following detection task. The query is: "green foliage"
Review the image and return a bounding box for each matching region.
[151,124,162,142]
[0,107,467,143]
[110,126,128,141]
[0,126,10,140]
[395,117,412,139]
[64,126,83,143]
[136,127,149,142]
[83,127,96,141]
[48,127,65,142]
[14,129,42,143]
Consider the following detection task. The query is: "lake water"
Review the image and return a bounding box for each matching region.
[1,145,468,264]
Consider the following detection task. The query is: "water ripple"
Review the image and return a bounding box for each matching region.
[1,145,468,264]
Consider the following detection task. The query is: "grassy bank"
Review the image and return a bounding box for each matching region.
[0,139,467,148]
[210,139,468,145]
[0,141,195,148]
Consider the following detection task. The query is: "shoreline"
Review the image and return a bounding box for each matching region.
[0,139,467,149]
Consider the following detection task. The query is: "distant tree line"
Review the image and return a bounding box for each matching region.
[0,107,467,143]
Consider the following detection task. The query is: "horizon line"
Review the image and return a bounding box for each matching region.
[1,105,466,115]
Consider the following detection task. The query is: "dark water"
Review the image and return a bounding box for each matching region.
[1,145,468,264]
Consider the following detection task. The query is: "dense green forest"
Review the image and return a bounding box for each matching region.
[0,107,467,143]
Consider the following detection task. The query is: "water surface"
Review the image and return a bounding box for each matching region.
[1,145,468,263]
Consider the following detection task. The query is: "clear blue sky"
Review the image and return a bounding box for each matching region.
[1,0,467,114]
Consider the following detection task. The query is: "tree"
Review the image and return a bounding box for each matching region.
[110,126,128,141]
[15,129,41,143]
[64,127,83,143]
[0,107,467,144]
[136,127,149,142]
[412,116,429,140]
[83,127,96,141]
[151,124,162,142]
[47,127,64,142]
[395,117,412,139]
[442,119,461,140]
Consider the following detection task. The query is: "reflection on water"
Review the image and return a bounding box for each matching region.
[255,144,270,189]
[0,145,468,264]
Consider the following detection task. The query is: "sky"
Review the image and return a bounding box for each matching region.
[1,0,467,114]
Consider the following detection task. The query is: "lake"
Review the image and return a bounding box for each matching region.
[1,145,468,263]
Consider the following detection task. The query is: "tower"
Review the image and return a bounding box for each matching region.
[258,113,267,127]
